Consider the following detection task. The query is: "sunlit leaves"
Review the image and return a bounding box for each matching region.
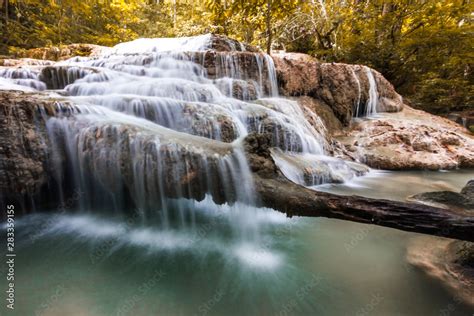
[1,0,471,111]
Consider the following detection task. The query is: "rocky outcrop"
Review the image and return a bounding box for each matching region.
[1,35,473,241]
[0,91,244,209]
[192,51,277,96]
[39,66,99,90]
[0,91,50,198]
[272,53,319,96]
[409,180,474,213]
[339,106,474,170]
[294,96,343,135]
[208,34,260,52]
[272,53,404,125]
[407,237,474,307]
[271,50,472,170]
[0,58,55,67]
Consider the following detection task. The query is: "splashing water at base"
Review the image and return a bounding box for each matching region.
[3,170,474,316]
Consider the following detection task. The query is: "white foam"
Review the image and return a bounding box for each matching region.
[102,34,212,56]
[233,243,283,270]
[16,213,286,271]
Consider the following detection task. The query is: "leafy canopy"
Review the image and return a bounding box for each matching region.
[1,0,472,112]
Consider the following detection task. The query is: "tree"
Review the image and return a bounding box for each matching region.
[1,0,471,113]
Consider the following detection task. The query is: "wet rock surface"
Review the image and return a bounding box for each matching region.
[407,180,474,307]
[293,96,343,136]
[39,66,99,90]
[409,180,474,213]
[198,51,277,96]
[407,236,474,307]
[271,148,369,186]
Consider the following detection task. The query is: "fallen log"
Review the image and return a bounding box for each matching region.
[244,133,474,242]
[255,176,474,242]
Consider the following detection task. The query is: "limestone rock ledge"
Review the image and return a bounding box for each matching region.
[0,91,51,198]
[338,106,474,170]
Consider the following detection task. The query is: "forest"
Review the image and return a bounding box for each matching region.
[0,0,472,114]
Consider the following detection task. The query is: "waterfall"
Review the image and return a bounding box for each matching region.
[25,35,284,219]
[271,149,368,186]
[0,68,46,91]
[352,66,378,118]
[365,67,379,117]
[0,34,369,217]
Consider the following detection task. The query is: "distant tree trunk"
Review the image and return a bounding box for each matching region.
[266,0,272,54]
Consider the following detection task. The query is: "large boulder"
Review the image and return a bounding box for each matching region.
[272,53,404,125]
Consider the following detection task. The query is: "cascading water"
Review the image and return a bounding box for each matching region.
[0,67,46,91]
[2,35,468,316]
[352,66,379,118]
[0,34,369,202]
[0,34,369,265]
[365,66,379,116]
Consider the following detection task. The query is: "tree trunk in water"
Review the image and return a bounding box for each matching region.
[254,176,474,242]
[243,133,474,242]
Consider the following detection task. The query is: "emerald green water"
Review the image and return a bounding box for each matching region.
[1,170,473,316]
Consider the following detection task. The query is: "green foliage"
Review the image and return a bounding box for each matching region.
[1,0,142,51]
[264,0,473,113]
[1,0,472,113]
